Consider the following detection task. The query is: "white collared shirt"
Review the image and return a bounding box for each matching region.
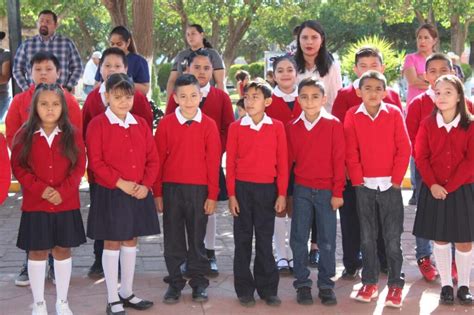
[436,112,460,133]
[353,78,361,89]
[293,107,333,131]
[105,107,138,129]
[99,82,107,107]
[273,86,298,103]
[200,83,211,98]
[175,107,202,125]
[355,101,389,122]
[240,113,273,131]
[34,126,61,148]
[426,87,435,102]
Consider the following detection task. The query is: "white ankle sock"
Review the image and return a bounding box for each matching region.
[102,249,123,312]
[274,217,287,261]
[433,243,452,287]
[455,249,473,288]
[54,258,71,303]
[119,246,141,303]
[204,214,216,250]
[28,259,46,304]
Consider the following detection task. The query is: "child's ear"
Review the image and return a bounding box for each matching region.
[104,91,110,103]
[172,92,179,104]
[264,97,272,107]
[355,88,362,97]
[322,94,328,105]
[382,89,388,98]
[380,65,386,74]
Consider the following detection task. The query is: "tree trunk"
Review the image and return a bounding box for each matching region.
[168,0,188,46]
[470,41,474,68]
[450,14,465,57]
[75,16,95,60]
[101,0,128,26]
[132,0,154,59]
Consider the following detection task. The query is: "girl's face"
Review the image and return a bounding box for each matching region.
[416,28,437,54]
[187,56,213,87]
[100,54,127,81]
[109,34,130,53]
[31,60,60,85]
[434,80,459,112]
[299,27,323,58]
[105,89,134,120]
[274,59,297,91]
[186,27,204,49]
[37,90,62,126]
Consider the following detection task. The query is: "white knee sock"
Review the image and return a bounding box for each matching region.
[204,214,216,250]
[274,217,287,261]
[433,243,452,287]
[28,259,46,304]
[102,249,122,312]
[286,218,293,265]
[119,246,141,303]
[455,249,473,288]
[54,258,71,303]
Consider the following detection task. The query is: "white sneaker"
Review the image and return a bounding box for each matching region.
[32,301,48,315]
[56,300,73,315]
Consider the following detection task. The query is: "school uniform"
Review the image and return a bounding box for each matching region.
[344,102,411,288]
[153,108,221,291]
[266,87,302,126]
[86,107,160,241]
[226,114,288,298]
[12,128,86,250]
[287,109,345,290]
[0,134,10,205]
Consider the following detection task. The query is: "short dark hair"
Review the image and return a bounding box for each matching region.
[271,55,297,73]
[30,51,60,70]
[355,47,383,65]
[174,73,200,92]
[236,98,245,109]
[359,70,387,90]
[105,73,135,95]
[425,53,453,71]
[235,70,250,82]
[38,10,58,23]
[244,80,273,98]
[99,47,128,69]
[187,49,212,67]
[297,77,325,95]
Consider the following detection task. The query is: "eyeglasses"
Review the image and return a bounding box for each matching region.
[35,83,62,92]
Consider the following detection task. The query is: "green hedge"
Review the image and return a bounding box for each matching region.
[461,63,472,80]
[156,63,173,92]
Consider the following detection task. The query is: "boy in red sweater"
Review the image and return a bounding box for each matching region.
[287,78,345,306]
[154,74,221,304]
[345,71,410,308]
[226,81,288,307]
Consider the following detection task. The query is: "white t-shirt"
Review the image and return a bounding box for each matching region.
[82,58,98,86]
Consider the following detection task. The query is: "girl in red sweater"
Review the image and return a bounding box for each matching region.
[12,84,86,315]
[413,74,474,305]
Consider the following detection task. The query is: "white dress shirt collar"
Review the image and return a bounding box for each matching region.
[273,85,298,102]
[355,101,389,121]
[240,113,273,131]
[105,106,138,129]
[200,83,211,98]
[34,126,61,147]
[175,107,203,125]
[293,107,333,131]
[436,112,460,133]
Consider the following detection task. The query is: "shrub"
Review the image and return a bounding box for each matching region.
[228,64,250,85]
[248,62,265,79]
[461,63,472,80]
[156,62,172,91]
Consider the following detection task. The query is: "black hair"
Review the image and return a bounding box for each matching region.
[294,20,334,77]
[99,47,128,70]
[292,25,300,36]
[174,73,200,92]
[297,77,325,95]
[14,83,78,172]
[235,70,250,82]
[187,49,212,67]
[425,53,453,71]
[236,98,245,109]
[244,80,273,99]
[30,51,60,70]
[188,24,213,49]
[105,73,135,95]
[359,70,387,90]
[271,55,297,73]
[110,25,137,54]
[355,46,383,65]
[38,10,57,23]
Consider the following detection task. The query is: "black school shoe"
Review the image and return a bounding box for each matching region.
[163,286,181,304]
[106,301,126,315]
[296,286,313,305]
[192,286,209,302]
[457,286,473,305]
[439,286,454,305]
[119,293,153,310]
[319,288,337,305]
[238,296,256,307]
[263,295,281,306]
[88,257,104,279]
[341,268,359,280]
[308,249,320,268]
[206,249,219,277]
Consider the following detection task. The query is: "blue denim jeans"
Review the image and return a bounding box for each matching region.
[356,186,405,288]
[290,185,336,289]
[413,163,432,259]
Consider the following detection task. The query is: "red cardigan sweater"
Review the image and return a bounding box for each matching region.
[266,94,302,126]
[0,134,10,205]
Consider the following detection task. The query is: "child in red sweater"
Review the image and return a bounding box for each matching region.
[413,75,474,305]
[154,74,221,304]
[227,80,288,307]
[12,84,86,315]
[287,78,345,306]
[345,71,410,308]
[0,133,9,205]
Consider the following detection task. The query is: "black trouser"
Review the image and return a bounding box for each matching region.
[217,165,228,201]
[163,183,210,290]
[339,181,387,271]
[89,183,104,260]
[233,180,279,298]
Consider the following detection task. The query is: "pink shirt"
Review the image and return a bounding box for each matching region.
[403,53,427,104]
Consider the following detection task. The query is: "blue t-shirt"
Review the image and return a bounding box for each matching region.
[95,52,150,83]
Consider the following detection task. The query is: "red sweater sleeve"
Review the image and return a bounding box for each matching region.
[220,93,235,152]
[142,123,160,188]
[405,98,422,154]
[165,95,178,116]
[82,94,94,140]
[391,110,411,185]
[393,92,402,111]
[153,118,168,197]
[0,134,10,205]
[65,92,83,137]
[275,122,289,196]
[132,92,153,130]
[331,90,348,123]
[225,123,238,196]
[415,122,438,188]
[332,122,346,198]
[344,112,364,186]
[205,119,222,200]
[5,95,23,149]
[444,126,474,193]
[286,124,295,175]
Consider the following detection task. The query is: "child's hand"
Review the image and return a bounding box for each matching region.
[430,184,447,200]
[204,199,216,215]
[116,178,137,195]
[331,197,344,210]
[392,183,401,189]
[229,196,240,217]
[132,185,149,199]
[154,197,163,213]
[47,189,62,205]
[274,195,286,213]
[41,186,55,199]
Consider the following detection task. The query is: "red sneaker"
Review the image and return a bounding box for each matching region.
[354,284,378,303]
[417,256,438,281]
[385,286,403,308]
[452,259,458,284]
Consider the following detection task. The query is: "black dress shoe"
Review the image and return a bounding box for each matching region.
[341,268,359,280]
[163,286,181,304]
[308,249,319,268]
[380,265,389,275]
[439,285,454,305]
[192,286,209,302]
[119,293,153,310]
[88,258,104,279]
[319,288,337,305]
[457,286,473,305]
[106,301,126,315]
[263,295,281,306]
[296,286,313,305]
[238,295,256,307]
[207,249,219,277]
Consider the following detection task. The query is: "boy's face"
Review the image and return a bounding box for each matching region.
[37,90,62,125]
[424,59,453,87]
[354,56,385,78]
[298,85,327,117]
[100,54,127,81]
[105,89,134,120]
[173,84,202,118]
[31,60,60,85]
[356,78,387,108]
[187,56,212,87]
[244,87,271,117]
